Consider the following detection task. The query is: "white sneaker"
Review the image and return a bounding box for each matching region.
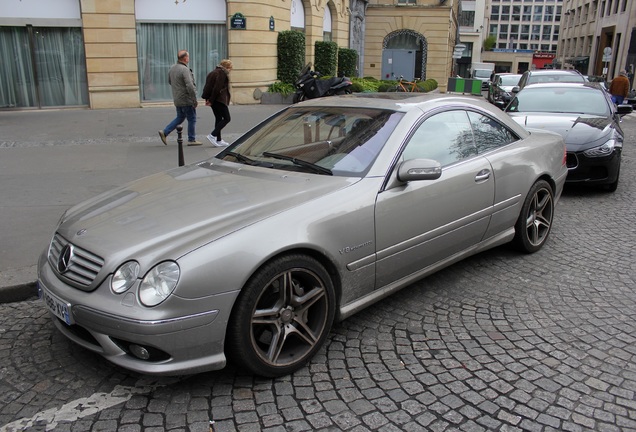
[217,139,230,146]
[206,134,216,145]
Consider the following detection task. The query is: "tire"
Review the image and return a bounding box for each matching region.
[512,180,554,253]
[227,254,336,377]
[293,92,304,104]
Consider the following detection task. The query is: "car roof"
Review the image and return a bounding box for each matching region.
[297,92,497,113]
[295,92,531,138]
[520,82,604,91]
[524,69,583,76]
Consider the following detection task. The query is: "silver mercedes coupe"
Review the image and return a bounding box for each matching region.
[38,93,568,377]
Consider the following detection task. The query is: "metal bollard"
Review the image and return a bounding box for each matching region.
[176,125,185,166]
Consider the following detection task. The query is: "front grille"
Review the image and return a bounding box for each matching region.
[48,233,105,288]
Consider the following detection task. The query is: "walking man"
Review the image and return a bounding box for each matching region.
[158,50,202,146]
[609,70,630,105]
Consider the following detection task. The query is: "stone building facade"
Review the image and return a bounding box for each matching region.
[0,0,458,110]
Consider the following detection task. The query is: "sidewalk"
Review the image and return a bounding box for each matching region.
[0,103,288,302]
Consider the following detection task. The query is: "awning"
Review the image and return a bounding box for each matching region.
[571,56,589,64]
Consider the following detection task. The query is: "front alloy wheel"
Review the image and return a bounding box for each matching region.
[227,254,335,377]
[513,180,554,253]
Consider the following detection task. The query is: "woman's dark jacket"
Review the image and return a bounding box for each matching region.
[201,66,230,105]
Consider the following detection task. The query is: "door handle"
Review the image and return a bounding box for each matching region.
[475,169,491,182]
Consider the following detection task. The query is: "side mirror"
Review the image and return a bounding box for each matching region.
[511,86,520,94]
[617,104,633,116]
[397,159,442,182]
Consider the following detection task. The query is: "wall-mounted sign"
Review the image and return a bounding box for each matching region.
[231,12,246,30]
[269,16,275,31]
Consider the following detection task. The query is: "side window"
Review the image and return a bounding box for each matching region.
[402,110,477,166]
[467,111,518,153]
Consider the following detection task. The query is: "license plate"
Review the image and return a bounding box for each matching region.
[39,283,74,325]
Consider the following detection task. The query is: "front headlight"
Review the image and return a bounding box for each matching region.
[583,139,616,157]
[111,261,140,294]
[139,261,180,307]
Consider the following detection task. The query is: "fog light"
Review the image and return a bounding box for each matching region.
[129,344,150,360]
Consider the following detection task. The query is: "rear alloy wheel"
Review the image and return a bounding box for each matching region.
[513,180,554,253]
[227,254,335,377]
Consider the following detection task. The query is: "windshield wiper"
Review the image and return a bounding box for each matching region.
[224,151,261,166]
[262,151,332,175]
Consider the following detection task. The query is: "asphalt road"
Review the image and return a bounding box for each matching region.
[0,101,635,431]
[0,104,287,300]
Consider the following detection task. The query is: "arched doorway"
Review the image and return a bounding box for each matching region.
[381,30,427,81]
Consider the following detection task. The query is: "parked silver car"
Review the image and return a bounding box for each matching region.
[38,94,568,377]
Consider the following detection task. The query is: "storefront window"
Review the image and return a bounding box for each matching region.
[0,25,88,108]
[137,23,227,102]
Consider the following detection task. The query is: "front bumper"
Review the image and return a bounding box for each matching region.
[566,148,621,185]
[38,253,238,375]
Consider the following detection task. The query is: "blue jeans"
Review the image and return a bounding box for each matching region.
[163,105,197,142]
[611,95,625,105]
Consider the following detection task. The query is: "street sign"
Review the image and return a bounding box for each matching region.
[603,47,612,62]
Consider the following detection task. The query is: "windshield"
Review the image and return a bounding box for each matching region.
[216,106,404,177]
[473,69,491,79]
[507,87,610,116]
[500,75,521,86]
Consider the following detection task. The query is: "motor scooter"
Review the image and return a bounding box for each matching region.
[293,64,353,103]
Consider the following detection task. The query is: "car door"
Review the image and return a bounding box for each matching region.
[467,110,526,239]
[374,109,495,288]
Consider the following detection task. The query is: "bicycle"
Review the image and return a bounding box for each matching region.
[394,76,421,92]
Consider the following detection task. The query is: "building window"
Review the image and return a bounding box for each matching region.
[459,11,476,27]
[520,25,530,40]
[545,6,554,21]
[501,6,510,20]
[397,0,416,4]
[0,26,88,108]
[512,6,520,21]
[500,24,508,41]
[542,25,552,41]
[510,24,519,40]
[523,6,532,21]
[137,23,227,102]
[491,5,500,21]
[533,6,543,21]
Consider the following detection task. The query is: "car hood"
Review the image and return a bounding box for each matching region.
[507,113,613,151]
[56,160,357,264]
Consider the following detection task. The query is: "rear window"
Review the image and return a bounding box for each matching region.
[527,73,585,85]
[507,87,609,116]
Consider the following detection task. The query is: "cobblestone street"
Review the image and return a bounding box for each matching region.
[1,113,635,432]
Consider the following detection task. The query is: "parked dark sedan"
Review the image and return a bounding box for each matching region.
[506,82,631,192]
[488,73,521,108]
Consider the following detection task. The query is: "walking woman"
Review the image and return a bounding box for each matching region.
[202,59,233,146]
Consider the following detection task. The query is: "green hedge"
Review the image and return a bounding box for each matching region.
[338,49,358,77]
[277,31,305,84]
[314,41,338,77]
